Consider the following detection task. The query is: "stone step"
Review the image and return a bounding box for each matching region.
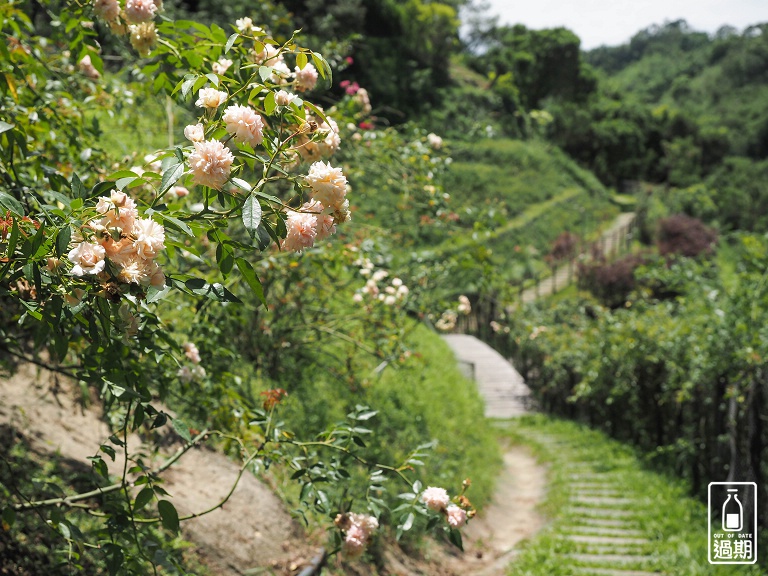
[568,517,636,528]
[567,553,652,565]
[565,535,651,546]
[572,496,636,506]
[572,489,626,498]
[567,507,637,518]
[565,526,646,537]
[575,545,649,556]
[571,568,662,576]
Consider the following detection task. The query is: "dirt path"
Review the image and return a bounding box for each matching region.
[0,361,311,575]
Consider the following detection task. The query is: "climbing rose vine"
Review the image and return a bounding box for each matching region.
[0,1,470,572]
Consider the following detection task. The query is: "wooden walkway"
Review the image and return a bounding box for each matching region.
[520,212,636,304]
[442,334,531,418]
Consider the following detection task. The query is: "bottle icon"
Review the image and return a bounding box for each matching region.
[722,488,743,531]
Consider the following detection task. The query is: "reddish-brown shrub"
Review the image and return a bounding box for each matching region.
[549,231,580,262]
[578,254,646,308]
[657,214,717,258]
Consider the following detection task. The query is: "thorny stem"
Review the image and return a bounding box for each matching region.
[121,401,158,575]
[87,438,269,525]
[12,428,210,511]
[288,440,415,489]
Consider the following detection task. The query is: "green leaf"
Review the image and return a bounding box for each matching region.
[259,66,272,82]
[70,173,87,199]
[100,444,116,461]
[448,528,464,551]
[105,543,124,576]
[236,257,266,305]
[134,487,154,511]
[180,74,198,98]
[264,91,276,115]
[159,213,194,237]
[55,226,71,258]
[159,155,185,196]
[230,178,252,193]
[185,278,207,290]
[0,192,23,216]
[52,330,68,362]
[216,242,235,276]
[241,195,262,238]
[116,176,141,191]
[145,284,171,303]
[296,52,307,71]
[224,32,238,54]
[402,512,415,532]
[2,507,16,529]
[90,180,115,198]
[172,417,192,442]
[0,121,14,134]
[158,500,180,534]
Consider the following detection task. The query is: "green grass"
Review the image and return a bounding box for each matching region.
[408,137,619,286]
[502,415,766,575]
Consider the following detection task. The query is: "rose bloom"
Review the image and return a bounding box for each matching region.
[183,342,201,364]
[342,525,367,558]
[195,87,228,109]
[281,209,317,253]
[78,55,101,80]
[212,57,233,75]
[129,22,157,57]
[305,161,347,211]
[68,242,106,276]
[421,486,450,512]
[166,185,190,200]
[113,252,165,287]
[294,63,318,92]
[446,505,468,528]
[222,104,264,147]
[184,123,205,142]
[131,217,165,259]
[96,191,138,232]
[270,61,291,84]
[93,0,119,21]
[125,0,157,23]
[317,117,341,158]
[236,17,253,32]
[275,90,297,106]
[355,88,372,115]
[302,201,336,240]
[252,43,281,65]
[427,132,443,150]
[188,139,234,190]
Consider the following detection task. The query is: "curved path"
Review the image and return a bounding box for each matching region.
[443,334,659,576]
[442,334,531,418]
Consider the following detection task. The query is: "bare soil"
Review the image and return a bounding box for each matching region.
[0,362,548,575]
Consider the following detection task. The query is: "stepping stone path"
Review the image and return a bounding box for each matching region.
[443,334,663,575]
[527,435,661,576]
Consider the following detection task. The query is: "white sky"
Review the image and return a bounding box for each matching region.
[480,0,768,49]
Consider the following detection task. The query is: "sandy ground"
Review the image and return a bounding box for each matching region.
[0,361,311,575]
[0,361,548,575]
